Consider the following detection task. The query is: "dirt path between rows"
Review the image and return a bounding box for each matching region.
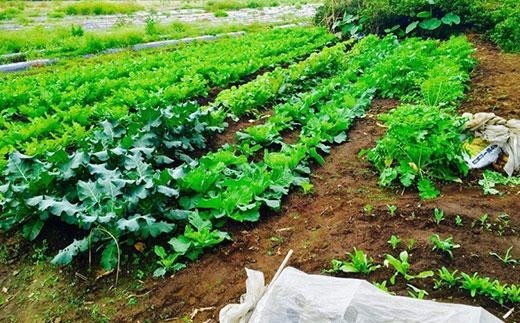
[113,38,520,322]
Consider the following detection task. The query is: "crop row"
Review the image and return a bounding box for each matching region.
[0,33,476,272]
[0,27,335,169]
[154,35,476,273]
[0,42,347,268]
[364,36,476,199]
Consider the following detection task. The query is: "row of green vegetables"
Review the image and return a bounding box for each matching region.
[0,27,335,170]
[154,34,476,275]
[0,41,347,270]
[0,33,476,274]
[363,35,476,199]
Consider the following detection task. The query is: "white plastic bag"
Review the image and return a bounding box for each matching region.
[463,112,520,176]
[219,268,266,323]
[223,267,502,323]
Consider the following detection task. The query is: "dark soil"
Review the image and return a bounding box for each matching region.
[110,38,520,323]
[1,36,519,323]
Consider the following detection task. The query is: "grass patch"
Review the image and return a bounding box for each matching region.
[60,1,144,16]
[205,0,246,12]
[0,21,298,58]
[214,9,229,17]
[204,0,306,12]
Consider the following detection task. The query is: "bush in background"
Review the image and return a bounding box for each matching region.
[315,0,520,52]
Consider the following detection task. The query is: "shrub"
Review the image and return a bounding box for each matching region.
[315,0,520,52]
[491,13,520,53]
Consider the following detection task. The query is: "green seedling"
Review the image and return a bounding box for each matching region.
[490,280,508,305]
[406,238,416,251]
[387,204,397,216]
[490,246,517,265]
[153,246,186,277]
[506,284,520,303]
[407,284,428,299]
[372,280,394,294]
[434,267,459,289]
[473,214,491,230]
[329,248,381,275]
[460,273,491,298]
[454,215,463,227]
[430,234,460,259]
[384,251,433,283]
[387,235,401,250]
[433,208,444,225]
[363,204,374,215]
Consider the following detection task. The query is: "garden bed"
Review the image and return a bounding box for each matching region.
[111,36,520,322]
[0,28,519,323]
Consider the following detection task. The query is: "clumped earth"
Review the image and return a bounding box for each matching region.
[1,36,519,322]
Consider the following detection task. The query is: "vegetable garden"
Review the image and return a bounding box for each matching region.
[1,0,520,322]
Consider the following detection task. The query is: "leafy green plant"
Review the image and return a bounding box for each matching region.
[407,283,429,299]
[454,215,463,227]
[479,170,520,195]
[0,27,335,169]
[434,267,459,289]
[432,208,445,225]
[387,235,401,250]
[460,272,487,298]
[387,204,397,216]
[405,2,460,35]
[372,280,393,294]
[366,105,470,200]
[153,246,185,277]
[472,214,491,230]
[363,204,374,215]
[429,234,460,258]
[490,246,517,266]
[213,10,229,17]
[329,248,381,275]
[145,17,158,35]
[406,239,416,251]
[384,251,433,283]
[70,25,84,37]
[491,11,520,53]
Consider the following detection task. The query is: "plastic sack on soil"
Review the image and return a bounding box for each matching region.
[220,267,502,323]
[463,112,520,176]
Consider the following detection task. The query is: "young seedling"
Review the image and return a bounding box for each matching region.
[387,204,397,216]
[489,246,518,265]
[490,280,508,305]
[407,284,428,299]
[384,250,433,283]
[429,234,460,259]
[363,204,374,215]
[506,284,520,303]
[153,246,186,277]
[473,214,491,230]
[454,215,463,227]
[329,248,380,275]
[387,235,401,250]
[433,208,444,225]
[460,273,491,298]
[434,267,459,289]
[372,280,394,294]
[406,238,416,251]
